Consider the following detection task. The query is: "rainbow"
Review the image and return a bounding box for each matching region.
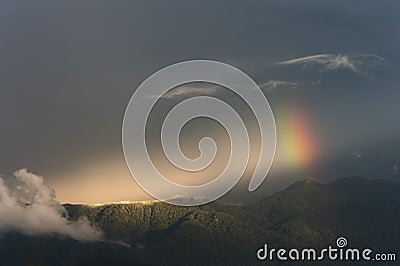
[276,104,318,172]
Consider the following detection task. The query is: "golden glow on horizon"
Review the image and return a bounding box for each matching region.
[47,156,152,204]
[46,104,319,204]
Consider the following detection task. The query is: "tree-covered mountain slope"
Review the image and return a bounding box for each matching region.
[1,177,399,265]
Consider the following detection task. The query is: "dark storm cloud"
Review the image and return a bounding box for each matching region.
[0,0,399,202]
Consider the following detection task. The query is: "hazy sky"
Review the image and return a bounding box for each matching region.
[1,0,399,203]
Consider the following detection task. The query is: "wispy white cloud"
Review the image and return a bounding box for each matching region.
[0,169,102,241]
[276,53,386,75]
[311,78,321,86]
[352,151,363,159]
[392,165,398,176]
[278,54,332,65]
[260,80,299,91]
[148,84,219,99]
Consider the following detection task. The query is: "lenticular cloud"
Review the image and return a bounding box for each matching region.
[0,168,102,241]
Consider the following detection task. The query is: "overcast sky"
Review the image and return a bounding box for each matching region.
[0,0,399,203]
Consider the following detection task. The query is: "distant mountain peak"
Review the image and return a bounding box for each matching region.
[305,177,320,184]
[285,177,322,190]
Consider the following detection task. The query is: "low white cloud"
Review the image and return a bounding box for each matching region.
[167,194,211,205]
[276,53,386,75]
[260,80,299,91]
[0,169,102,241]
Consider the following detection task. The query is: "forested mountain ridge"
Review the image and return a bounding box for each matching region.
[1,177,399,265]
